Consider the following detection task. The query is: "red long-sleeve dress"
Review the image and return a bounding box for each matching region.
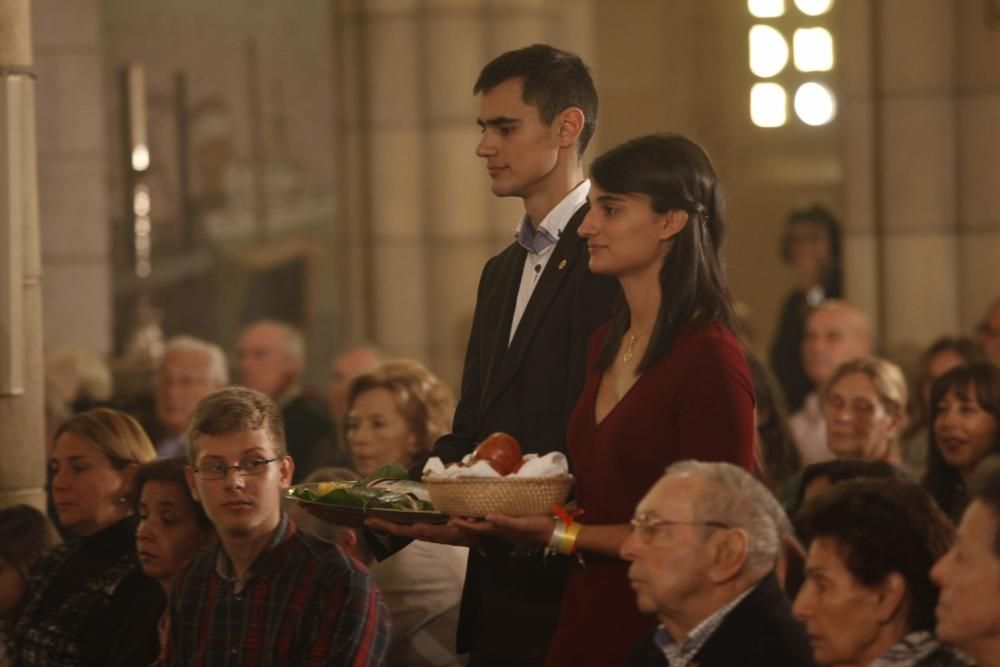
[544,322,755,667]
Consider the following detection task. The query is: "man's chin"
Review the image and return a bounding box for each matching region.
[215,514,261,539]
[221,523,254,539]
[934,619,959,645]
[490,181,520,198]
[633,593,658,617]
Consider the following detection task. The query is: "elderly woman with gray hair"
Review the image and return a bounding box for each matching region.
[822,356,908,464]
[345,360,468,667]
[781,356,910,513]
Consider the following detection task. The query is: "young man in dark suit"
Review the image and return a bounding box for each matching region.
[366,44,617,665]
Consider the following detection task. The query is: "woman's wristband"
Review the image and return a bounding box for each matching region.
[547,517,582,555]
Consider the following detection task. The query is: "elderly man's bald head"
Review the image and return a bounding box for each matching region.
[328,345,382,418]
[237,320,304,400]
[802,301,873,385]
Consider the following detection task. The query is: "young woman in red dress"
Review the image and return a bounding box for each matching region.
[455,133,755,667]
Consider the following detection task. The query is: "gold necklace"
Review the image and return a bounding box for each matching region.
[623,332,639,363]
[622,326,652,363]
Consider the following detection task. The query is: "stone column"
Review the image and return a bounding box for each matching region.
[840,0,962,357]
[332,0,594,389]
[33,0,111,355]
[955,2,1000,329]
[0,0,45,510]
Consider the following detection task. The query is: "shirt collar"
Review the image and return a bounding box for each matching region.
[513,179,590,255]
[655,582,756,667]
[869,631,974,667]
[804,392,823,419]
[215,513,293,590]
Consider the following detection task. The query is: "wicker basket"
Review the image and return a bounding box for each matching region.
[422,475,574,516]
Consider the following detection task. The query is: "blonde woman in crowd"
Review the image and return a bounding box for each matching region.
[781,356,908,511]
[822,356,908,464]
[346,360,469,666]
[10,409,158,667]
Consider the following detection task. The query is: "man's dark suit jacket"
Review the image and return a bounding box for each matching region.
[282,392,335,483]
[625,573,818,667]
[425,203,618,665]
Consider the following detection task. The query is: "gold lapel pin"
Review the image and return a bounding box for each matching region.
[558,259,567,270]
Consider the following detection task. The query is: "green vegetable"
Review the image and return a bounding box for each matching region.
[289,467,435,512]
[358,463,411,485]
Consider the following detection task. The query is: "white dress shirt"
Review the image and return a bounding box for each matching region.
[509,180,590,344]
[789,392,834,466]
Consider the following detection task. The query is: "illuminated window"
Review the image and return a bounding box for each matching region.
[133,185,151,217]
[131,144,150,172]
[748,0,785,18]
[793,28,834,71]
[794,0,834,16]
[751,83,787,128]
[749,25,789,78]
[794,82,836,125]
[748,0,836,127]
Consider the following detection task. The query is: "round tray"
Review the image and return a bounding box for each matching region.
[421,475,573,517]
[286,483,449,527]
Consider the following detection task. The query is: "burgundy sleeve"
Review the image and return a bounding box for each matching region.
[675,332,756,470]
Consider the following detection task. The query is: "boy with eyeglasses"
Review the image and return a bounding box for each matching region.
[167,387,389,666]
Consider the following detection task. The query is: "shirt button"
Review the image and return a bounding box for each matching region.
[231,648,238,655]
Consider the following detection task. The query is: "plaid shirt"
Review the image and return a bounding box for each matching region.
[870,631,975,667]
[167,515,390,666]
[654,585,755,667]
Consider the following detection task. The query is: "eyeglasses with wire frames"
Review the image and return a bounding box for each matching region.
[192,457,282,481]
[628,513,731,544]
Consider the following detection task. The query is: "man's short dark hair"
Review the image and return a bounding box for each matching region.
[187,387,286,460]
[970,456,1000,557]
[792,459,904,517]
[796,479,954,633]
[474,43,598,155]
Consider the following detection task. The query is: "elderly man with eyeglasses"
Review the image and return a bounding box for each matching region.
[620,460,816,667]
[166,387,390,666]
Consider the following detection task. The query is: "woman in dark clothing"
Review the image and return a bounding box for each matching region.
[106,458,217,666]
[455,133,754,667]
[10,408,158,667]
[923,362,1000,521]
[747,354,802,491]
[769,204,843,412]
[0,505,59,665]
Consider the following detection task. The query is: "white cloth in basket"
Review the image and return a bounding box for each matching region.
[422,452,569,479]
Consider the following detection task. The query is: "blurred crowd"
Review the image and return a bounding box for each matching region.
[4,40,1000,667]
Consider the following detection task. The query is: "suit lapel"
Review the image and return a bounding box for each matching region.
[481,204,589,414]
[481,245,525,401]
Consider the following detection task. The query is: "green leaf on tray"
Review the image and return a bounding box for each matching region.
[357,462,411,485]
[289,487,318,501]
[290,473,436,512]
[315,487,369,508]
